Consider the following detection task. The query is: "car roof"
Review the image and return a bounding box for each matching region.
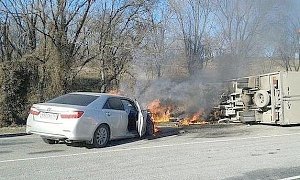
[69,92,129,99]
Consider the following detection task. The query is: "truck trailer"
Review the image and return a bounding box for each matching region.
[219,71,300,125]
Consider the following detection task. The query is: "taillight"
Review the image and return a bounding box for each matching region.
[29,107,40,115]
[60,111,84,119]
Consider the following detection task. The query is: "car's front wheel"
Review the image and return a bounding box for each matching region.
[146,116,155,136]
[93,124,110,148]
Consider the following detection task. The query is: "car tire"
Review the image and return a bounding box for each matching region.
[93,124,110,148]
[42,137,57,144]
[146,117,154,136]
[143,113,154,139]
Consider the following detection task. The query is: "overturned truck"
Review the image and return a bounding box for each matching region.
[219,71,300,125]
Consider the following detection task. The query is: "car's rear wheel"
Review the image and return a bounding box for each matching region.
[93,124,110,148]
[42,137,58,144]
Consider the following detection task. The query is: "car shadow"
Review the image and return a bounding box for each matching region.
[0,133,30,139]
[108,126,181,148]
[66,126,180,149]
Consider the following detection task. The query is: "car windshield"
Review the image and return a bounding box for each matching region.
[47,94,98,106]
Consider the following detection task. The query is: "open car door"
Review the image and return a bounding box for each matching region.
[135,100,146,137]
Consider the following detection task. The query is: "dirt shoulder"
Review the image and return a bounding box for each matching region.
[177,123,300,138]
[0,126,26,135]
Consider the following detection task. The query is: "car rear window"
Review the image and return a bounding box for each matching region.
[47,94,98,106]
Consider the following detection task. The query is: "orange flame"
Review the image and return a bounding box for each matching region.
[154,126,160,133]
[179,109,205,126]
[147,99,172,123]
[147,99,174,135]
[147,99,208,129]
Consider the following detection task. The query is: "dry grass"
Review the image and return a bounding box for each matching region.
[0,126,26,134]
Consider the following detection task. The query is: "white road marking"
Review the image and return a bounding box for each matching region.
[279,175,300,180]
[1,132,300,163]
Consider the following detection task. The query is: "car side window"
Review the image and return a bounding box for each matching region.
[103,97,124,111]
[121,99,137,114]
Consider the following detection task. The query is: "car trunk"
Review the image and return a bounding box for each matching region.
[33,103,83,123]
[28,103,86,138]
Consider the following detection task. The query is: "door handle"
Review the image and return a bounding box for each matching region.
[105,112,111,116]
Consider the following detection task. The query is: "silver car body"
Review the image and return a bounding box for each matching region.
[26,92,146,142]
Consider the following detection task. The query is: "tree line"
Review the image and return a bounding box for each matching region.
[0,0,299,127]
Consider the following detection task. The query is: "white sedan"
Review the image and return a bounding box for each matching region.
[26,92,154,147]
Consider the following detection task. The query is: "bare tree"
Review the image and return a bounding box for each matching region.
[170,0,213,76]
[212,0,273,78]
[43,0,93,94]
[214,0,266,57]
[0,12,14,62]
[141,5,173,79]
[1,0,94,97]
[86,0,153,92]
[0,0,41,60]
[1,0,50,101]
[275,16,300,71]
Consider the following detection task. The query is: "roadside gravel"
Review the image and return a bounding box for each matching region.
[0,126,26,135]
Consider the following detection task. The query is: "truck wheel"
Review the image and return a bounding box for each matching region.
[254,90,270,108]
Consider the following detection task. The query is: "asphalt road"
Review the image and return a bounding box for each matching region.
[0,124,300,180]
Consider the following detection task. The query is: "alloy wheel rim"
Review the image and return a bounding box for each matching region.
[96,127,107,145]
